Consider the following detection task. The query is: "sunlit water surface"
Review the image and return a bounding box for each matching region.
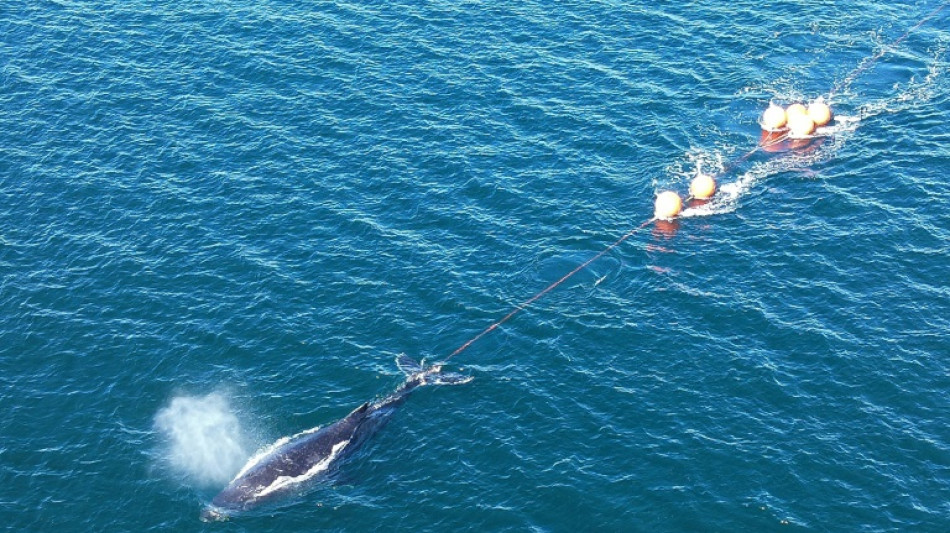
[2,1,949,531]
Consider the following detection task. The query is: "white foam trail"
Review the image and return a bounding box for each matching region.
[154,392,252,487]
[677,40,947,219]
[680,115,860,219]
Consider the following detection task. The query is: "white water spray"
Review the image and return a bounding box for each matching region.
[154,392,253,487]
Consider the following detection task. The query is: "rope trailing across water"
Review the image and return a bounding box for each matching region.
[437,2,948,365]
[831,1,949,99]
[440,217,655,364]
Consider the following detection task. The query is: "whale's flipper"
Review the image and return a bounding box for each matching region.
[396,354,423,375]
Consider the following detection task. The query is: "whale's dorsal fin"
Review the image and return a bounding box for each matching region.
[396,354,423,376]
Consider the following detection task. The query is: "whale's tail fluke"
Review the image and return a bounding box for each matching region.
[396,354,473,386]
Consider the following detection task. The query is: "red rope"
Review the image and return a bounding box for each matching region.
[441,217,656,363]
[831,1,949,98]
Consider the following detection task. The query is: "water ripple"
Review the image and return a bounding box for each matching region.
[2,1,949,531]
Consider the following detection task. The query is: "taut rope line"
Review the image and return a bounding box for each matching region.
[439,217,656,364]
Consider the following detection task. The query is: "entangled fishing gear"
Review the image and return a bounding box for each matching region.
[436,2,948,366]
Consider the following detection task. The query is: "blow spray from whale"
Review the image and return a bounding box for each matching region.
[200,355,471,522]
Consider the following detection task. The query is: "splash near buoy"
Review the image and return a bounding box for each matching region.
[689,173,717,200]
[654,191,683,220]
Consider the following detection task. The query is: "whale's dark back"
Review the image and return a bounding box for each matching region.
[208,377,422,512]
[201,358,470,521]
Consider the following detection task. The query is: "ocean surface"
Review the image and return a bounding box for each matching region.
[2,1,949,531]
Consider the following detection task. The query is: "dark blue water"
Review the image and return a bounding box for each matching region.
[2,1,949,531]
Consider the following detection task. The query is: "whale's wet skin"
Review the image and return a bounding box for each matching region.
[200,356,471,521]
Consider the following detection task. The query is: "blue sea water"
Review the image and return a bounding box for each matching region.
[2,1,949,531]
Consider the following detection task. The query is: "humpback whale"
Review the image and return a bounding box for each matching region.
[200,355,471,521]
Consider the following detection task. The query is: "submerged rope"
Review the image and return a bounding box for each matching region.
[830,1,949,99]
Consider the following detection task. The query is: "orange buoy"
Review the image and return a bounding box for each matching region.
[689,174,717,199]
[808,101,832,127]
[654,191,683,220]
[786,103,807,117]
[787,111,816,138]
[761,104,787,131]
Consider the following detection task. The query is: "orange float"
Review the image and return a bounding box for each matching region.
[689,174,717,200]
[654,191,683,220]
[787,111,816,138]
[808,101,833,127]
[761,104,787,131]
[785,103,807,117]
